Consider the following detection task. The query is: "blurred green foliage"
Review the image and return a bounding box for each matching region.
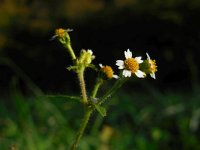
[0,86,200,149]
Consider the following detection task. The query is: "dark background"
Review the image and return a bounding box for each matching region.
[1,0,200,95]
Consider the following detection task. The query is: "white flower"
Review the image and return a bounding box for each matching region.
[99,64,118,79]
[116,49,146,78]
[146,52,157,79]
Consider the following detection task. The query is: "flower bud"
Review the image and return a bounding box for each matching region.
[52,28,73,44]
[78,49,95,67]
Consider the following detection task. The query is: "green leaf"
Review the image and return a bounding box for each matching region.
[88,64,98,71]
[66,65,78,71]
[94,104,107,117]
[43,95,81,102]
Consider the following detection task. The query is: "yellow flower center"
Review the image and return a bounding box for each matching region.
[124,58,139,73]
[149,60,157,73]
[101,66,114,79]
[55,28,66,38]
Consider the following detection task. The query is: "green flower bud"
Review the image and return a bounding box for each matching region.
[52,28,73,44]
[78,49,95,67]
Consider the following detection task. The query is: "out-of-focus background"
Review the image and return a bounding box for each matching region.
[0,0,200,149]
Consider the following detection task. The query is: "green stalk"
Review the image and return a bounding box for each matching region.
[78,69,88,104]
[98,77,127,105]
[91,78,103,99]
[64,43,76,60]
[70,108,93,150]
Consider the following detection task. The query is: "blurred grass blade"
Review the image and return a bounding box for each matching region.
[0,57,43,96]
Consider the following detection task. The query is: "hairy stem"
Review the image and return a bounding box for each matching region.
[78,69,88,104]
[70,108,93,150]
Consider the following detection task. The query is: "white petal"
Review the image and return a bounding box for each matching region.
[99,64,103,68]
[116,60,124,69]
[125,49,132,59]
[50,35,57,40]
[150,73,156,79]
[119,66,124,69]
[116,60,124,65]
[66,29,73,32]
[124,51,128,59]
[113,75,119,79]
[135,70,146,78]
[146,52,151,60]
[123,70,128,77]
[122,70,126,77]
[127,71,131,77]
[135,57,143,64]
[123,70,131,77]
[127,49,132,58]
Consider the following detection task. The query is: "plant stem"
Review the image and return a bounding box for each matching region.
[91,78,103,99]
[98,77,127,105]
[78,69,88,104]
[70,108,93,150]
[64,43,76,60]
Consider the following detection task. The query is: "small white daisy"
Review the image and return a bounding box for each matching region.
[99,64,118,79]
[116,49,146,78]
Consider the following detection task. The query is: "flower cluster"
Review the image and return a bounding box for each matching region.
[52,28,157,80]
[97,49,157,80]
[51,28,158,149]
[116,49,157,79]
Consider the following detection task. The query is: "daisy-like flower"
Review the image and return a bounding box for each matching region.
[116,49,146,78]
[99,64,118,79]
[145,53,157,79]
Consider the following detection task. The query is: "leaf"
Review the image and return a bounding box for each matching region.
[88,64,98,71]
[94,104,107,117]
[42,95,81,102]
[66,65,78,71]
